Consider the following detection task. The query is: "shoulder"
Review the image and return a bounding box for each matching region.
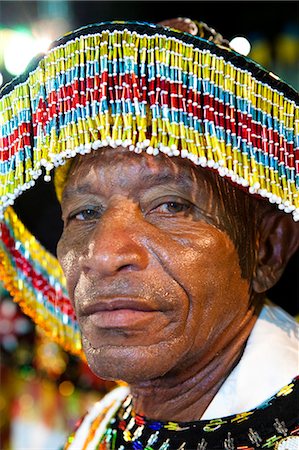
[200,377,299,449]
[63,385,130,450]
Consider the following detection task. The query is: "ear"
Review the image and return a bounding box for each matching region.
[252,211,299,293]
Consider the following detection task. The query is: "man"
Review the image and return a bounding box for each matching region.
[0,17,298,449]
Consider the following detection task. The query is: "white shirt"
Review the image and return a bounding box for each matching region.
[202,299,299,419]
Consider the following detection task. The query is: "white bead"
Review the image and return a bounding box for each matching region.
[269,195,277,204]
[92,140,101,150]
[142,139,150,148]
[181,149,188,158]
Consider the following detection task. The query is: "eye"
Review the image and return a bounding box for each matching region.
[68,208,101,222]
[159,201,190,214]
[150,199,193,216]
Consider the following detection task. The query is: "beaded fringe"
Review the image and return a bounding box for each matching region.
[0,207,83,357]
[1,27,298,218]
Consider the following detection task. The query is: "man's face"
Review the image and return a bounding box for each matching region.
[57,148,251,383]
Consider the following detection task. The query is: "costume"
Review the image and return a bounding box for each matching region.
[0,17,298,450]
[64,302,299,450]
[64,381,299,449]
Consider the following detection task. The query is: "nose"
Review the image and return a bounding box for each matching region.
[80,202,150,278]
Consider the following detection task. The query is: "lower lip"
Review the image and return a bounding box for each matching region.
[88,309,157,328]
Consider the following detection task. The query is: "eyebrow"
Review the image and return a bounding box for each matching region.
[62,184,99,202]
[140,170,195,190]
[62,166,196,202]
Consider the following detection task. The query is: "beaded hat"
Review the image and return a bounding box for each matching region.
[0,19,298,358]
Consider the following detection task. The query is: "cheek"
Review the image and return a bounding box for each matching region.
[158,220,250,326]
[57,232,85,301]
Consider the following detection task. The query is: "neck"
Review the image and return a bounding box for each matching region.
[129,302,261,421]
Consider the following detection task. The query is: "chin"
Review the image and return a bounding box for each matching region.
[82,336,180,384]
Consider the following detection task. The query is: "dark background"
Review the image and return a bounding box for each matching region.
[1,1,297,37]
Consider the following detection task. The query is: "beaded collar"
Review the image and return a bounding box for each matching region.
[65,376,299,450]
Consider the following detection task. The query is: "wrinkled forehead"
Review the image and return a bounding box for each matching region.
[61,148,215,202]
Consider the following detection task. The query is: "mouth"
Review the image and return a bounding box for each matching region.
[81,297,159,329]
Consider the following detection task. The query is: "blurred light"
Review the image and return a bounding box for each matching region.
[2,334,17,351]
[230,36,251,56]
[3,30,35,76]
[19,394,34,410]
[0,319,12,334]
[276,34,299,64]
[14,317,31,335]
[3,29,51,76]
[249,38,272,67]
[0,73,3,87]
[1,299,16,318]
[34,36,52,54]
[59,380,75,397]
